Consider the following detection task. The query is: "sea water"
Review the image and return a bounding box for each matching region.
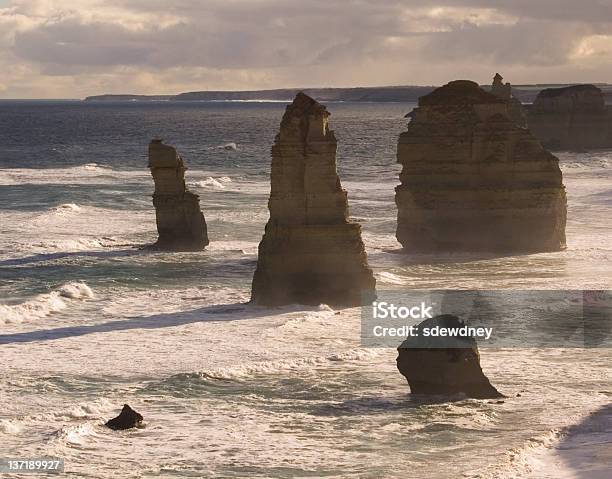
[0,101,610,478]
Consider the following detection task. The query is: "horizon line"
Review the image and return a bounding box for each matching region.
[2,81,612,101]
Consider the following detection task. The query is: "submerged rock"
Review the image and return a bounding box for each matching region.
[251,92,376,306]
[490,73,526,127]
[527,84,612,150]
[395,80,567,253]
[105,404,143,430]
[397,315,503,399]
[148,139,209,251]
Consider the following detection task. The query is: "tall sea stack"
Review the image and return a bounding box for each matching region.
[527,84,612,150]
[251,93,376,306]
[148,139,209,251]
[395,80,567,253]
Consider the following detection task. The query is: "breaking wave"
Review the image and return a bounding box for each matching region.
[376,271,410,285]
[192,349,380,381]
[0,418,23,434]
[0,164,146,186]
[0,282,94,324]
[51,203,82,214]
[219,142,237,150]
[52,423,98,446]
[188,176,233,189]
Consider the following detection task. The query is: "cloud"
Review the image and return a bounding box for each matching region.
[421,21,589,66]
[1,0,612,98]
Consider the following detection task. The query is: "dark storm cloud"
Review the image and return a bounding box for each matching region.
[422,21,591,66]
[10,0,612,73]
[431,0,612,23]
[13,20,151,67]
[11,1,407,71]
[2,0,612,97]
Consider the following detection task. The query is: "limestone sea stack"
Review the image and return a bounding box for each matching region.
[395,80,567,253]
[148,139,209,251]
[527,84,612,150]
[397,315,503,399]
[490,73,526,127]
[251,93,376,306]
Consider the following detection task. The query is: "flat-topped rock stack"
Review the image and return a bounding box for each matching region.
[490,73,526,127]
[251,92,376,306]
[527,84,612,150]
[395,80,567,253]
[148,139,209,251]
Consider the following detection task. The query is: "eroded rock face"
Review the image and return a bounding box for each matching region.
[105,404,143,430]
[395,80,567,253]
[491,73,526,127]
[251,92,376,306]
[148,139,209,251]
[527,84,612,150]
[397,315,503,399]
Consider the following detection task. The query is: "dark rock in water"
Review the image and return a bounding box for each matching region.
[396,315,503,399]
[527,84,612,150]
[148,139,209,251]
[251,92,376,306]
[395,80,567,253]
[105,404,143,430]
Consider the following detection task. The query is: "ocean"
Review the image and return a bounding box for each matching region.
[0,100,610,478]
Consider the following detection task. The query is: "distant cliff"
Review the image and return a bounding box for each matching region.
[85,94,173,101]
[84,86,435,102]
[84,84,612,103]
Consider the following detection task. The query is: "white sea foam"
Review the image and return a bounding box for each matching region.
[53,423,97,446]
[33,237,118,252]
[466,429,564,479]
[81,163,111,171]
[196,349,380,380]
[0,418,23,434]
[376,271,410,285]
[59,283,94,299]
[0,282,94,324]
[0,164,151,187]
[188,176,233,189]
[219,142,237,150]
[0,204,154,261]
[64,399,115,420]
[191,177,225,189]
[559,152,612,170]
[207,240,258,254]
[52,203,82,214]
[361,231,402,252]
[26,203,85,228]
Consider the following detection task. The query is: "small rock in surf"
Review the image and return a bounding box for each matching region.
[105,404,143,430]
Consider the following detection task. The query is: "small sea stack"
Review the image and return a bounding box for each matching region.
[397,315,503,399]
[527,84,612,150]
[490,73,526,127]
[395,80,567,253]
[105,404,143,430]
[148,139,209,251]
[251,92,376,306]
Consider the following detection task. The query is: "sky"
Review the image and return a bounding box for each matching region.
[0,0,611,98]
